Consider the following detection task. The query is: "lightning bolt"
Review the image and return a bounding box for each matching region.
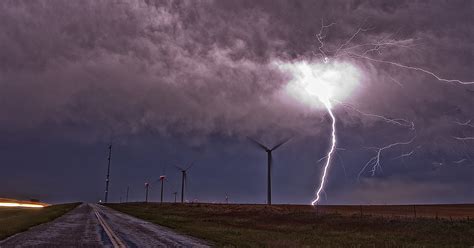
[453,136,474,141]
[348,53,474,85]
[308,18,472,205]
[310,20,416,205]
[358,136,416,180]
[453,159,467,164]
[312,99,336,205]
[314,18,336,62]
[392,150,415,160]
[337,101,415,129]
[454,120,474,128]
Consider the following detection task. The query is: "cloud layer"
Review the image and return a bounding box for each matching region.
[0,0,472,203]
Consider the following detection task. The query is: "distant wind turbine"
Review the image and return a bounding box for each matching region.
[144,182,150,203]
[151,165,168,204]
[173,192,178,203]
[175,162,195,203]
[159,175,166,204]
[248,137,291,205]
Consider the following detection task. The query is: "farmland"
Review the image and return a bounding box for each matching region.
[107,203,474,247]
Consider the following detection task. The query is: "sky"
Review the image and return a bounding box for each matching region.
[0,0,473,205]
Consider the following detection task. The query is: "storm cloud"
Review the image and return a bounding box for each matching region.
[0,0,472,203]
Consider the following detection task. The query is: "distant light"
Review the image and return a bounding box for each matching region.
[0,202,45,208]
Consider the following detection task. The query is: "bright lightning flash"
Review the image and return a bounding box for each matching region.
[277,60,362,205]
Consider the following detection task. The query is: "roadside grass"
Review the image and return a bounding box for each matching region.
[107,203,474,248]
[0,202,80,240]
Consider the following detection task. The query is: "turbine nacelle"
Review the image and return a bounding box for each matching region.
[247,137,291,153]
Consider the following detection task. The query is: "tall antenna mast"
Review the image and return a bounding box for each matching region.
[267,150,272,205]
[104,144,112,203]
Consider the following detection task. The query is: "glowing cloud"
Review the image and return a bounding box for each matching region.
[278,60,362,109]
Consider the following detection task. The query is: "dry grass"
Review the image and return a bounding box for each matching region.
[107,203,474,247]
[0,203,80,240]
[313,204,474,219]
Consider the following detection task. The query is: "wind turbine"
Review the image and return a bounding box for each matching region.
[159,175,166,204]
[144,182,150,203]
[150,165,168,204]
[173,192,178,203]
[248,137,291,205]
[175,162,195,203]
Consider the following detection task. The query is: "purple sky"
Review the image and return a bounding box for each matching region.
[0,0,473,204]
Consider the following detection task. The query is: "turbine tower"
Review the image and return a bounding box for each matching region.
[175,162,194,203]
[159,175,166,204]
[104,144,112,203]
[173,192,177,203]
[144,182,150,203]
[248,137,291,205]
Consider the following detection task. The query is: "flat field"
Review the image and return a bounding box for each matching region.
[107,203,474,248]
[0,203,80,240]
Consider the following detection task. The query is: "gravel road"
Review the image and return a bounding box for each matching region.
[0,203,210,248]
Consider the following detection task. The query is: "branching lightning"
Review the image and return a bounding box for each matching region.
[314,18,336,62]
[453,120,474,141]
[453,136,474,141]
[337,101,415,130]
[329,24,474,85]
[285,18,472,205]
[453,159,467,164]
[454,120,474,128]
[392,150,415,160]
[357,136,416,180]
[347,54,474,85]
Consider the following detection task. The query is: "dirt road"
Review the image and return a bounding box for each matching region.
[0,203,209,247]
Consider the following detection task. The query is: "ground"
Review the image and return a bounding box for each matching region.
[0,203,209,247]
[107,203,474,248]
[0,203,79,240]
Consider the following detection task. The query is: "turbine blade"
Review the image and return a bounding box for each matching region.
[247,137,269,151]
[174,164,184,171]
[270,137,292,151]
[185,161,195,171]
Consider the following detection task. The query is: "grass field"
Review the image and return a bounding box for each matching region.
[0,203,80,240]
[107,203,474,247]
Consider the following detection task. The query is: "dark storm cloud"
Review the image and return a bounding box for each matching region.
[1,0,472,136]
[0,0,319,142]
[0,0,472,203]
